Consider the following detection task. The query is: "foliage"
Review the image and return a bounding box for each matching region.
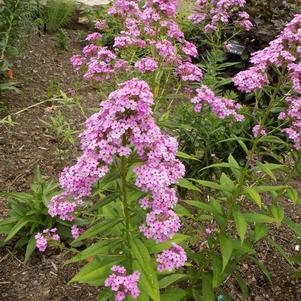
[0,0,36,96]
[43,0,76,33]
[0,166,72,263]
[57,29,70,51]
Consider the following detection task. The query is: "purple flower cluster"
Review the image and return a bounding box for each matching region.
[156,243,187,272]
[35,228,60,252]
[233,14,301,149]
[49,79,185,238]
[189,0,252,33]
[280,96,301,149]
[134,57,158,73]
[70,0,243,122]
[176,62,203,82]
[252,124,267,138]
[104,265,140,301]
[71,225,83,239]
[191,85,244,121]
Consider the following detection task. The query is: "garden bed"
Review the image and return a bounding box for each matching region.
[0,29,301,301]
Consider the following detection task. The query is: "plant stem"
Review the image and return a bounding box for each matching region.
[121,136,130,247]
[229,71,285,212]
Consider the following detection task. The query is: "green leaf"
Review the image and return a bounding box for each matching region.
[66,240,120,264]
[254,224,268,242]
[5,217,29,242]
[256,162,277,182]
[178,178,201,192]
[177,151,200,161]
[244,213,275,224]
[250,257,271,283]
[243,188,262,208]
[72,219,122,244]
[70,256,123,286]
[161,288,188,301]
[146,234,190,254]
[219,234,232,272]
[254,185,286,193]
[283,216,301,236]
[174,204,192,217]
[220,173,235,192]
[267,237,292,265]
[235,275,249,300]
[97,289,114,301]
[287,187,299,204]
[159,274,187,289]
[191,179,223,191]
[228,154,241,180]
[130,236,160,301]
[24,235,36,264]
[202,272,215,301]
[259,135,287,145]
[233,209,247,242]
[212,254,223,288]
[184,200,216,215]
[88,193,119,212]
[271,204,284,225]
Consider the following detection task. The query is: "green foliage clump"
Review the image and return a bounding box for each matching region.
[0,167,72,263]
[0,0,36,96]
[44,0,76,33]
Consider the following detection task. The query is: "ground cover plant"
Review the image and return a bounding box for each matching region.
[0,0,301,300]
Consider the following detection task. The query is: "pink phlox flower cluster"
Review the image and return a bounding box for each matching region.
[70,55,85,71]
[83,44,100,57]
[139,188,178,210]
[86,32,102,42]
[233,15,301,149]
[233,67,268,93]
[176,62,203,81]
[155,39,178,62]
[48,194,77,221]
[189,0,252,32]
[50,79,185,230]
[252,124,267,138]
[191,85,244,121]
[104,265,140,301]
[125,18,141,37]
[151,0,177,17]
[35,228,60,252]
[281,96,301,149]
[161,20,184,41]
[108,0,140,17]
[71,225,83,239]
[114,35,146,49]
[139,209,181,243]
[234,15,301,93]
[182,41,198,58]
[156,243,187,272]
[135,57,158,73]
[95,20,107,31]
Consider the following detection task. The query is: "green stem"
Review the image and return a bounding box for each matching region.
[228,70,286,214]
[121,136,130,247]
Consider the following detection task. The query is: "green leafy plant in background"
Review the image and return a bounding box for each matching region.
[44,0,76,33]
[57,29,70,51]
[0,0,36,96]
[0,166,72,263]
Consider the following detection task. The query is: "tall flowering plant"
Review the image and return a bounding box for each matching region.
[41,0,245,299]
[176,14,301,299]
[70,0,243,120]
